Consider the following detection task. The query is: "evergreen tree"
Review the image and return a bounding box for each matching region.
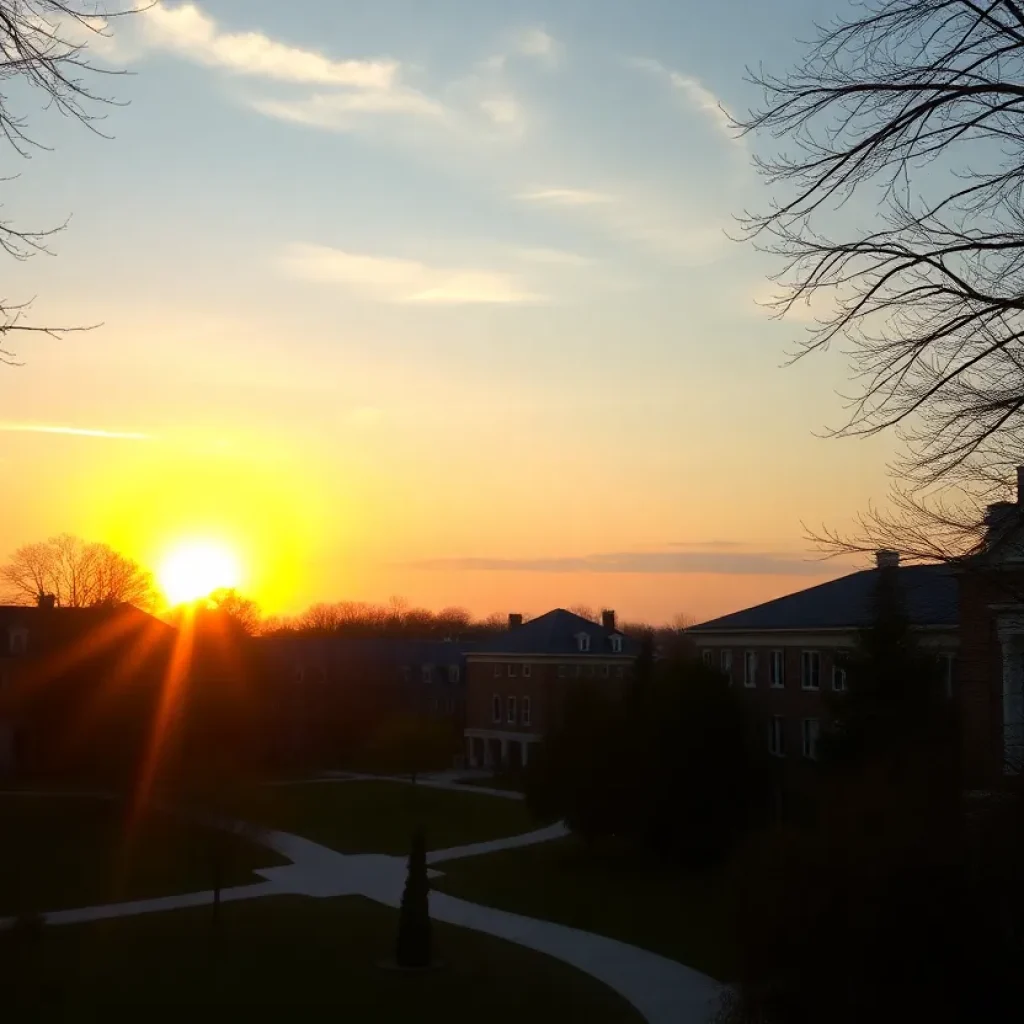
[395,826,431,968]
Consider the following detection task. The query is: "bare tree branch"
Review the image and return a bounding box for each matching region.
[737,0,1024,487]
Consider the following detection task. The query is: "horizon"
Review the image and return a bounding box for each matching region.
[0,0,884,624]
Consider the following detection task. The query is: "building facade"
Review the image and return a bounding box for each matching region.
[686,553,959,768]
[463,609,637,770]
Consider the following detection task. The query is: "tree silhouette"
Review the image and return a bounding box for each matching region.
[1,534,155,609]
[738,0,1024,489]
[395,826,431,969]
[0,2,137,360]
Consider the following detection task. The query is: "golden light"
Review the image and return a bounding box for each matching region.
[158,539,241,606]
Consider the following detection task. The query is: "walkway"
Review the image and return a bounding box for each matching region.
[0,782,724,1024]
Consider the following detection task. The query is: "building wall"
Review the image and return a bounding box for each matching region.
[465,657,632,739]
[956,567,1024,785]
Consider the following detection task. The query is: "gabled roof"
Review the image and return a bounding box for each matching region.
[688,564,958,633]
[471,608,639,657]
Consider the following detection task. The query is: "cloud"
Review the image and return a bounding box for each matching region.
[250,88,445,130]
[138,2,397,88]
[627,57,742,148]
[512,27,562,66]
[410,550,834,577]
[0,424,152,440]
[479,95,526,131]
[510,246,595,267]
[518,188,615,206]
[518,185,728,263]
[281,243,542,305]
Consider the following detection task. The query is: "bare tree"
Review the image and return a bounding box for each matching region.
[207,588,262,636]
[1,533,155,608]
[738,0,1024,491]
[0,1,136,362]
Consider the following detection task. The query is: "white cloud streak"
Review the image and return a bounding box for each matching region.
[139,3,397,88]
[282,244,542,305]
[513,27,561,66]
[0,424,152,440]
[627,57,742,148]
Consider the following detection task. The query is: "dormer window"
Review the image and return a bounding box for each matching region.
[9,628,28,656]
[576,633,591,653]
[610,635,623,654]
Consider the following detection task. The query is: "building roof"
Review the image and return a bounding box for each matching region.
[687,564,959,633]
[470,608,639,657]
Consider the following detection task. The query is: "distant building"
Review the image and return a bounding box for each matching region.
[686,554,958,766]
[254,635,470,769]
[463,609,639,771]
[0,601,176,781]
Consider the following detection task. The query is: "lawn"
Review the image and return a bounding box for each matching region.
[0,895,643,1020]
[433,835,740,982]
[0,793,283,916]
[223,780,538,854]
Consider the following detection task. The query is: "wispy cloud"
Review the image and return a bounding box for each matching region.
[0,424,152,441]
[281,243,542,305]
[627,57,742,148]
[250,89,445,130]
[410,550,833,577]
[518,185,728,263]
[518,188,615,206]
[512,27,562,66]
[138,2,397,88]
[510,246,595,267]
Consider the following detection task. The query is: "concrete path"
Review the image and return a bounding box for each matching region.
[0,782,724,1023]
[323,770,527,801]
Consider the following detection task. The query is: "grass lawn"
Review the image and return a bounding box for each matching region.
[433,836,739,982]
[455,774,526,793]
[0,895,643,1020]
[0,793,283,916]
[224,780,538,854]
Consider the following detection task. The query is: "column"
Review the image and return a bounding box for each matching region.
[998,629,1024,775]
[521,740,530,767]
[500,738,509,767]
[466,736,477,768]
[483,738,493,768]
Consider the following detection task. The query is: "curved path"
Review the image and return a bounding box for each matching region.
[0,779,723,1023]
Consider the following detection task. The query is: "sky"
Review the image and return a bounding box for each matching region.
[0,0,897,623]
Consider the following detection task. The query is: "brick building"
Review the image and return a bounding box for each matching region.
[463,608,638,770]
[686,554,959,766]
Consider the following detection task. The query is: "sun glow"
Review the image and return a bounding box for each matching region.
[158,539,242,606]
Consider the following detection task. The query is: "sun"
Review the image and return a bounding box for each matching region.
[158,540,242,606]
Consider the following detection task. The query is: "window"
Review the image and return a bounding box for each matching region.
[832,655,847,693]
[601,665,610,678]
[720,649,733,683]
[616,666,625,678]
[577,633,591,653]
[702,649,713,668]
[522,696,532,726]
[801,650,821,691]
[448,698,455,714]
[422,665,433,684]
[523,664,532,678]
[769,650,785,689]
[492,694,501,723]
[802,718,821,760]
[557,665,567,678]
[575,665,582,678]
[744,650,757,688]
[8,628,27,656]
[448,665,460,684]
[610,635,623,653]
[588,665,596,678]
[507,663,518,678]
[507,695,517,725]
[942,653,955,698]
[431,698,439,714]
[769,716,785,757]
[493,664,502,678]
[400,666,412,683]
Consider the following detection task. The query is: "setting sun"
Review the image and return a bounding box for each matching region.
[158,540,242,606]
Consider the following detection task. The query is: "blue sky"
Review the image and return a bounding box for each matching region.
[0,0,892,621]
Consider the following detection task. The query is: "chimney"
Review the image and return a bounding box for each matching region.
[875,550,900,570]
[36,593,56,610]
[601,609,617,631]
[508,613,523,629]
